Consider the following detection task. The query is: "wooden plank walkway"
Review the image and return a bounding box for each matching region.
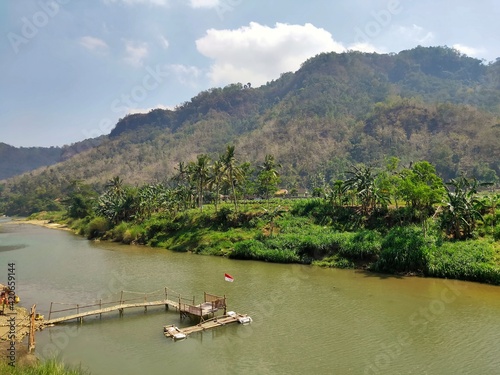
[164,313,252,340]
[45,299,179,325]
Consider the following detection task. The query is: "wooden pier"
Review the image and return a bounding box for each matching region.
[42,287,252,341]
[44,288,231,325]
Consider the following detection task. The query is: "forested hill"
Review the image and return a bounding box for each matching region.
[1,46,500,214]
[0,143,62,180]
[0,137,106,180]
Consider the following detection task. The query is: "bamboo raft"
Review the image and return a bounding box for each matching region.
[164,312,252,340]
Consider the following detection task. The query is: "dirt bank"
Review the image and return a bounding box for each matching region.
[5,219,73,232]
[0,307,39,366]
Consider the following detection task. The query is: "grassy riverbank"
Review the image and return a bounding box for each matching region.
[0,307,88,374]
[25,197,500,286]
[0,359,89,375]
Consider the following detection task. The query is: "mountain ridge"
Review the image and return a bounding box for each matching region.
[1,46,499,215]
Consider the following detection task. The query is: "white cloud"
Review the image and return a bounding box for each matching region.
[124,40,149,67]
[159,35,169,49]
[80,36,108,51]
[195,22,345,86]
[127,104,174,114]
[452,43,485,57]
[347,42,382,54]
[104,0,169,6]
[397,24,434,45]
[190,0,219,8]
[169,64,202,86]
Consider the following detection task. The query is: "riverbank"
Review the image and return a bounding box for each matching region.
[0,306,38,368]
[7,219,72,232]
[16,203,500,286]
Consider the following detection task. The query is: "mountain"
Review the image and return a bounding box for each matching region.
[1,46,500,215]
[0,143,62,180]
[0,137,107,181]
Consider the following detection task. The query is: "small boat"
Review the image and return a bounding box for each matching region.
[237,315,252,324]
[164,325,187,341]
[173,332,187,341]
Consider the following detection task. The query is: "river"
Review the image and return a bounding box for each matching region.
[1,219,500,374]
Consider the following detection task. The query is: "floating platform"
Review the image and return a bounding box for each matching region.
[164,311,252,340]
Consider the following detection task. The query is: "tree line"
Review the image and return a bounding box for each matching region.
[60,146,499,241]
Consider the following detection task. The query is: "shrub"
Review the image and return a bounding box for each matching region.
[374,226,432,273]
[85,217,109,239]
[337,230,382,260]
[313,254,355,269]
[427,240,500,284]
[122,225,146,244]
[493,224,500,241]
[111,221,129,242]
[230,239,300,263]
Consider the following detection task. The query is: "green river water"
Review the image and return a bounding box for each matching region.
[1,219,499,374]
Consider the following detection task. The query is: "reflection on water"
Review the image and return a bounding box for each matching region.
[1,221,500,375]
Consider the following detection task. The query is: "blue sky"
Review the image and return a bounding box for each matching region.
[1,0,499,147]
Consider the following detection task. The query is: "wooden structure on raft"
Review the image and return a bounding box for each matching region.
[164,312,252,340]
[178,292,227,322]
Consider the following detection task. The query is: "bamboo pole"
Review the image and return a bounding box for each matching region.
[28,304,36,352]
[48,302,53,321]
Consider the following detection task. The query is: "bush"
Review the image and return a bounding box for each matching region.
[123,225,146,244]
[493,224,500,241]
[230,239,300,263]
[374,226,433,273]
[313,254,355,269]
[337,230,382,260]
[427,240,500,284]
[85,216,109,239]
[0,358,90,374]
[111,221,129,242]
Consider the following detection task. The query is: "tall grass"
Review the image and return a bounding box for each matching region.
[427,240,500,284]
[0,359,90,375]
[373,226,434,274]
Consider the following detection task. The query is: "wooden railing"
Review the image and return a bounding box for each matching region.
[48,287,182,320]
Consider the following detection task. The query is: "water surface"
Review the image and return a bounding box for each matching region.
[0,220,499,374]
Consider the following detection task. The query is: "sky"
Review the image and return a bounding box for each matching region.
[1,0,499,148]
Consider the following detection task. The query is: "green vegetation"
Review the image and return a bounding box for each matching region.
[25,149,500,286]
[2,47,500,218]
[2,46,500,286]
[0,358,89,375]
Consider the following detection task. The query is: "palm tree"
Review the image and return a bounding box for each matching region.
[440,175,492,239]
[188,154,211,211]
[342,165,378,215]
[208,159,225,213]
[220,145,244,212]
[258,154,282,204]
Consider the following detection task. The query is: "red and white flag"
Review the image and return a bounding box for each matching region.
[224,273,234,282]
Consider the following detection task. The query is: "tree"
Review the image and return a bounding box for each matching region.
[208,159,225,213]
[257,154,281,203]
[220,145,244,212]
[63,180,96,219]
[342,165,382,215]
[440,174,492,239]
[396,161,445,213]
[95,176,137,225]
[188,154,211,211]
